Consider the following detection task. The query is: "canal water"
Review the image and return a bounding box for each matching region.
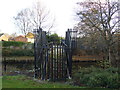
[2,61,97,77]
[2,61,34,77]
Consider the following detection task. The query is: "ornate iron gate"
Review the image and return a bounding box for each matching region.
[34,28,77,81]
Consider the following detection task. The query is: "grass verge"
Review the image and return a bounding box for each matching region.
[2,75,82,88]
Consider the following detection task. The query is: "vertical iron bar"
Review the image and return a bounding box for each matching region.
[34,32,37,78]
[51,44,53,81]
[59,42,62,79]
[57,44,59,80]
[47,46,50,80]
[62,44,64,79]
[53,43,56,81]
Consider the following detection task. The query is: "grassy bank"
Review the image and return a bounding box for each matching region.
[2,75,116,89]
[2,75,83,88]
[2,56,34,61]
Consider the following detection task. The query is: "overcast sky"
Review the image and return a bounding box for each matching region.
[0,0,83,37]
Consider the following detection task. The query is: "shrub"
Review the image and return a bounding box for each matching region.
[97,60,111,69]
[72,66,120,89]
[87,72,110,87]
[107,73,120,88]
[105,67,119,74]
[46,33,61,43]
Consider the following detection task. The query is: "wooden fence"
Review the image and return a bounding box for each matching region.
[72,55,103,62]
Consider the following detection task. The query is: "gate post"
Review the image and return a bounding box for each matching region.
[65,29,72,78]
[33,27,42,78]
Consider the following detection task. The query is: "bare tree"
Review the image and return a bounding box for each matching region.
[76,0,120,67]
[30,0,55,33]
[14,0,55,36]
[14,8,32,36]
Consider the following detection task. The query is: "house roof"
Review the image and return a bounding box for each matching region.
[26,32,34,39]
[15,35,25,38]
[0,33,10,38]
[0,33,9,41]
[0,33,4,37]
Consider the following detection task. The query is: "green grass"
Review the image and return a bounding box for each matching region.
[2,75,114,90]
[0,76,2,89]
[2,75,82,88]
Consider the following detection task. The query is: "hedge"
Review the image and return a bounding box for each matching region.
[2,41,25,47]
[2,49,34,56]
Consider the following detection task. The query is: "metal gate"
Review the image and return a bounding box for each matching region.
[34,28,77,81]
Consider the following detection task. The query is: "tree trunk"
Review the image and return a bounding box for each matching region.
[116,37,120,68]
[116,51,120,68]
[109,46,118,67]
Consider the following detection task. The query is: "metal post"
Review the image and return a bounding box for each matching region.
[33,29,38,78]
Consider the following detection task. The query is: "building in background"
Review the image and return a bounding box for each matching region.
[26,32,34,43]
[14,35,27,42]
[0,33,10,41]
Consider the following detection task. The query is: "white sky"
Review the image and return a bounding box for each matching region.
[0,0,82,37]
